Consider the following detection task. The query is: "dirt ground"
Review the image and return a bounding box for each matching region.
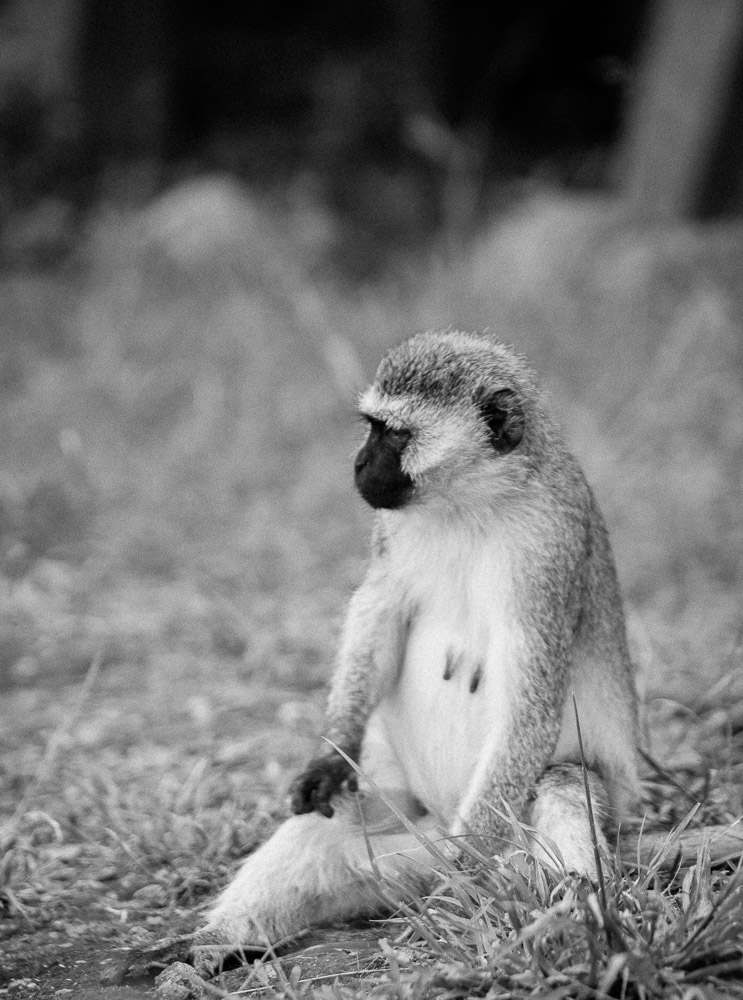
[0,608,374,997]
[1,895,392,999]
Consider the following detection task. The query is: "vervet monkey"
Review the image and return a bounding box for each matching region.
[194,331,640,966]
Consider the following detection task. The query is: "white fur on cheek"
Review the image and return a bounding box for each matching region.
[358,387,481,479]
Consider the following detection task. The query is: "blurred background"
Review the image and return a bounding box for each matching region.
[4,0,743,267]
[0,0,742,740]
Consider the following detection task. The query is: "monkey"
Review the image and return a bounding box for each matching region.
[192,330,641,969]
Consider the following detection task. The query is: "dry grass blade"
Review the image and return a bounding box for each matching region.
[639,747,699,804]
[621,821,743,871]
[323,740,455,871]
[2,648,103,838]
[572,695,608,908]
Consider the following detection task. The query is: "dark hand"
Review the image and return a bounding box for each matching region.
[289,754,358,818]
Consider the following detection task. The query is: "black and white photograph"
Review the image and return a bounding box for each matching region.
[0,1,742,996]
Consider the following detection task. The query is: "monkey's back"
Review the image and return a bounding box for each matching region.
[551,486,641,819]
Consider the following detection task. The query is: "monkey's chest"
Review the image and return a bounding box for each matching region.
[376,581,522,824]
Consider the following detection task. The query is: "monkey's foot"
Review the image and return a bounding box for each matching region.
[189,922,271,976]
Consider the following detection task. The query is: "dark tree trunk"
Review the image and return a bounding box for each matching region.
[78,0,173,168]
[617,0,743,219]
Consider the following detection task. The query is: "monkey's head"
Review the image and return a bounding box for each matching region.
[355,331,550,515]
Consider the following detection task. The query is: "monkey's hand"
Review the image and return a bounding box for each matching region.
[289,753,358,818]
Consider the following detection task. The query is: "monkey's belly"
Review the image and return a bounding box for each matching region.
[375,618,516,824]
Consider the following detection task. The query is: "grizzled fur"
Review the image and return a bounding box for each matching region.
[377,332,537,406]
[192,331,640,970]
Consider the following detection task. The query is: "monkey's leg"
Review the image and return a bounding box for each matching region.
[528,763,610,876]
[191,788,442,972]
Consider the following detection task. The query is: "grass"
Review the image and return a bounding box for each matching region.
[0,175,741,997]
[386,850,743,999]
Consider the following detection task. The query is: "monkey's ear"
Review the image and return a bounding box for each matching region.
[477,389,524,453]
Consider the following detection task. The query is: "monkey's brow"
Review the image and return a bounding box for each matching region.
[358,411,382,425]
[359,412,395,429]
[360,414,414,439]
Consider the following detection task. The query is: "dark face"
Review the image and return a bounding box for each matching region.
[354,418,413,509]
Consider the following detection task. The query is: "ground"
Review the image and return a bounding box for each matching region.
[1,180,742,998]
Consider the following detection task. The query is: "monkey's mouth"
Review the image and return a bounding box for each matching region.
[353,440,414,509]
[354,468,414,509]
[355,477,414,510]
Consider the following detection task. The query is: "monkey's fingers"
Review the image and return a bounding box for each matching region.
[288,775,335,817]
[289,769,335,815]
[310,783,336,818]
[309,772,358,815]
[305,768,339,817]
[289,777,316,814]
[289,756,353,816]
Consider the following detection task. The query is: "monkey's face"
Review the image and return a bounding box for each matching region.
[355,332,536,513]
[354,417,414,509]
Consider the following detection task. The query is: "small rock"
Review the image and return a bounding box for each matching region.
[155,962,210,999]
[154,983,190,1000]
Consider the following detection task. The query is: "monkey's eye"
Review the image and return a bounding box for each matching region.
[363,416,411,450]
[385,426,411,449]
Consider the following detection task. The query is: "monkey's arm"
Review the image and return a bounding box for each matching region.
[461,654,568,844]
[459,531,583,847]
[290,557,406,817]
